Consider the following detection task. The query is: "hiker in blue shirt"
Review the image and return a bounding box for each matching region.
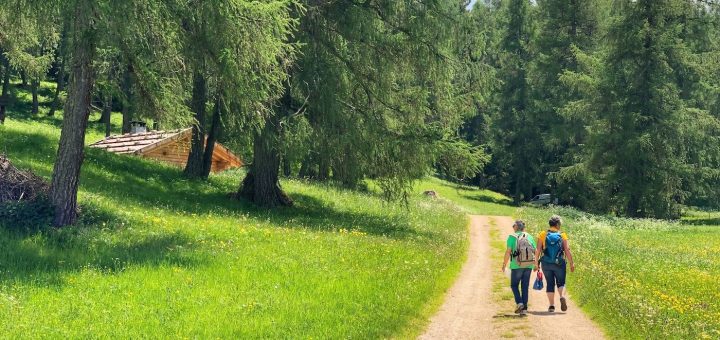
[502,220,536,315]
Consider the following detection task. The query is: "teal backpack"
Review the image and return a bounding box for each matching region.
[541,231,565,265]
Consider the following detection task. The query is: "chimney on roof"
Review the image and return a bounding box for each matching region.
[129,121,147,134]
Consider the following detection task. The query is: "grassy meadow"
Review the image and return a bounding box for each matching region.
[519,206,720,339]
[0,84,469,338]
[414,177,517,216]
[3,82,719,339]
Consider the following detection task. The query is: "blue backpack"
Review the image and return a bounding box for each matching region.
[541,231,565,265]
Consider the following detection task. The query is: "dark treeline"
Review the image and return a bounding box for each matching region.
[463,0,720,219]
[1,0,719,225]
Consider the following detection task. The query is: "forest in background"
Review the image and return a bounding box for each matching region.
[463,0,720,219]
[1,0,720,224]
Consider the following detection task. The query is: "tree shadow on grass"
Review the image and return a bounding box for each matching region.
[78,150,428,239]
[0,221,202,288]
[81,156,427,239]
[2,125,429,247]
[680,217,720,226]
[0,124,59,171]
[0,130,204,287]
[3,83,116,135]
[252,193,430,239]
[460,192,514,205]
[3,84,66,127]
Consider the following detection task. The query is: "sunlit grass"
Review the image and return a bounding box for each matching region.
[414,177,518,216]
[0,87,469,337]
[681,207,720,226]
[519,206,720,339]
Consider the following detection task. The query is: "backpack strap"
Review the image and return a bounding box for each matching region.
[509,232,523,258]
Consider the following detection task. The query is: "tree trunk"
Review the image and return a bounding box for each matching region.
[49,1,97,227]
[0,54,9,124]
[238,86,293,207]
[626,194,642,218]
[201,93,223,178]
[298,154,317,179]
[20,70,28,88]
[317,156,330,181]
[238,123,294,207]
[49,66,65,116]
[49,23,69,117]
[121,64,134,134]
[31,78,40,114]
[282,158,292,177]
[298,159,309,178]
[101,92,112,137]
[184,70,208,178]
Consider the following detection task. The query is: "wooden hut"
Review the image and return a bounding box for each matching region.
[89,128,243,173]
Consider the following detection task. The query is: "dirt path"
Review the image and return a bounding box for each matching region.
[419,215,498,340]
[419,215,605,340]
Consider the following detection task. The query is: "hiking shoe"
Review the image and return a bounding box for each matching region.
[560,297,568,312]
[523,304,528,311]
[515,303,524,314]
[519,309,527,316]
[548,305,555,313]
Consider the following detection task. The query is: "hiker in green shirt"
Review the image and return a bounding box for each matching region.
[502,220,537,314]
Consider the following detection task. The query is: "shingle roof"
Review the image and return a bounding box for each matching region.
[89,129,191,155]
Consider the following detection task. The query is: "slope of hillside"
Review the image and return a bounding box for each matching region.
[0,101,468,338]
[414,177,517,216]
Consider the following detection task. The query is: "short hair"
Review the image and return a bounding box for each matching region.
[514,220,526,230]
[549,215,562,227]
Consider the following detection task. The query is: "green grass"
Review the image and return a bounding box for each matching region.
[10,81,718,339]
[0,86,469,337]
[414,177,518,216]
[681,207,720,226]
[519,206,720,340]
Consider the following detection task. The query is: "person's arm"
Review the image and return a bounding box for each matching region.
[563,239,575,272]
[533,233,543,271]
[502,248,511,272]
[534,242,542,271]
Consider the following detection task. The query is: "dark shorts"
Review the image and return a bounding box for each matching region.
[541,262,566,293]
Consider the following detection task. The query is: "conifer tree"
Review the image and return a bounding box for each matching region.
[566,0,720,218]
[529,0,600,207]
[489,0,536,202]
[240,0,467,206]
[3,0,189,226]
[180,1,296,180]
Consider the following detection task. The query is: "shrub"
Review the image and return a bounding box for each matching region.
[0,197,54,231]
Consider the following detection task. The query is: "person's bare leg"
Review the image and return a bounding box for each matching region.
[547,292,555,305]
[558,286,568,311]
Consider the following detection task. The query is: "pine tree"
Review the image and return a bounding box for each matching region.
[570,0,720,218]
[5,0,190,226]
[241,0,466,206]
[49,0,98,226]
[179,1,296,180]
[529,0,600,208]
[489,0,537,202]
[455,2,500,187]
